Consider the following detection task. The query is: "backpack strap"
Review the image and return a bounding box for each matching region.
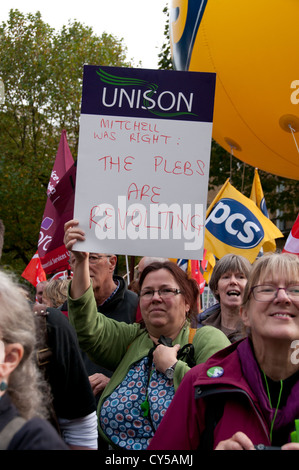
[0,416,26,450]
[176,327,198,368]
[129,328,198,365]
[188,327,197,343]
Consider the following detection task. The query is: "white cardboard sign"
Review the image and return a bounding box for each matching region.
[74,66,215,259]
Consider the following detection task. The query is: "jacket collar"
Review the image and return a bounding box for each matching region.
[193,338,299,436]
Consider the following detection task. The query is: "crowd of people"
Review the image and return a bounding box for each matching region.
[1,216,299,450]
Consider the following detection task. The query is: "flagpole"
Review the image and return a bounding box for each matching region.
[125,255,130,285]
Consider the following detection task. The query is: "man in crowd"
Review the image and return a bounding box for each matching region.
[35,280,48,304]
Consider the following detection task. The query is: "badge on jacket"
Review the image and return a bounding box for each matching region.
[207,366,224,378]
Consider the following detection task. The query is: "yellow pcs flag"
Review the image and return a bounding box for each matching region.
[204,179,283,263]
[250,168,276,252]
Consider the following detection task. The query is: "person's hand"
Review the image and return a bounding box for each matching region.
[281,442,299,450]
[153,343,180,374]
[89,373,110,396]
[215,432,255,450]
[64,219,88,263]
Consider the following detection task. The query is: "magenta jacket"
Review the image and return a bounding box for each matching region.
[148,338,299,450]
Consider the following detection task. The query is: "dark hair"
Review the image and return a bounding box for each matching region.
[138,261,199,322]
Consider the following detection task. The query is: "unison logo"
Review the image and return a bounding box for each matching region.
[96,68,197,118]
[206,198,264,249]
[89,196,204,250]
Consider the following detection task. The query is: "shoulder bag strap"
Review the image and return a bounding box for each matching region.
[0,416,26,450]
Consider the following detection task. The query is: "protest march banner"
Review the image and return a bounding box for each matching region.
[38,130,75,274]
[73,66,216,260]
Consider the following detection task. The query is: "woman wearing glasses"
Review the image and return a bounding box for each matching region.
[64,219,230,450]
[148,252,299,450]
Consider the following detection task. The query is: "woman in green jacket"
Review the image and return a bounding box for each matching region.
[64,219,230,450]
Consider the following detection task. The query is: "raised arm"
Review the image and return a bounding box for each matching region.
[64,219,90,299]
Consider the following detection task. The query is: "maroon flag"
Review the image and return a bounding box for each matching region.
[38,130,76,274]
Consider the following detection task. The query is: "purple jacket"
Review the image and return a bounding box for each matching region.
[148,338,299,450]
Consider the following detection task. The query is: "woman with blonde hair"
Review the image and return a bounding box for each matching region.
[149,252,299,450]
[43,279,70,309]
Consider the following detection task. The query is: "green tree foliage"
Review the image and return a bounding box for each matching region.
[50,22,131,155]
[0,9,132,274]
[158,6,173,70]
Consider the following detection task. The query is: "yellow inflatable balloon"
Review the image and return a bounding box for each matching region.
[170,0,299,180]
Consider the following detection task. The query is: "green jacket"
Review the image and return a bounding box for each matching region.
[68,284,230,444]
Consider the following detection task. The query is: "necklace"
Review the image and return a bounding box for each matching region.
[262,371,283,443]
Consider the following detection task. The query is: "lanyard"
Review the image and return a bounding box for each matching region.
[140,349,155,431]
[262,371,283,443]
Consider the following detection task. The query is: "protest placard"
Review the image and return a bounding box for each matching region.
[73,65,215,259]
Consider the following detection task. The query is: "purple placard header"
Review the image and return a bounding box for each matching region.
[81,65,215,123]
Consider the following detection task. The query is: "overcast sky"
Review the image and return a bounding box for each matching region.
[0,1,168,68]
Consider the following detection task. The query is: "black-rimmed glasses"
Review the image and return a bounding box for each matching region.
[250,285,299,302]
[139,287,181,300]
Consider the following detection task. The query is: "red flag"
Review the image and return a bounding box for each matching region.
[38,130,75,274]
[21,251,47,287]
[283,214,299,255]
[190,254,207,294]
[189,260,204,293]
[174,255,208,294]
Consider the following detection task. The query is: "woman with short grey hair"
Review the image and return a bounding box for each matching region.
[198,253,251,342]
